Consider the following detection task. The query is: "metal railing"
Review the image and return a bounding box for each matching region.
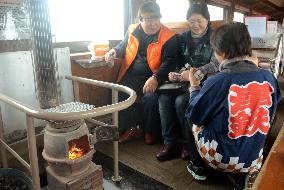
[0,75,136,190]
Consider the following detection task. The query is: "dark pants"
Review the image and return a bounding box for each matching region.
[118,76,161,136]
[118,92,161,135]
[159,93,190,145]
[186,122,204,165]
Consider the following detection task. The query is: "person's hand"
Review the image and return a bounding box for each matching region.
[90,54,96,61]
[104,49,116,62]
[188,68,201,86]
[180,70,190,82]
[168,72,176,82]
[168,72,181,82]
[143,76,158,94]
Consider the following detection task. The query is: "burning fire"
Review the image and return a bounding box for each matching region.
[68,145,86,160]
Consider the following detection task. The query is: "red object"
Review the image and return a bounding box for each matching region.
[228,82,273,139]
[94,44,109,57]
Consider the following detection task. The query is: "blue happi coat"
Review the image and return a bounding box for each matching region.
[186,60,281,172]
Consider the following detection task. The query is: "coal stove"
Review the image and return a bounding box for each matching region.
[42,103,104,190]
[0,75,136,190]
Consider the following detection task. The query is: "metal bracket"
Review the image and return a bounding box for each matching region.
[91,125,119,144]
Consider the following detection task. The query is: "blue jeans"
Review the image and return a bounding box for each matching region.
[159,93,190,145]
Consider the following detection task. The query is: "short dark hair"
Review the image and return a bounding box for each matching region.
[138,1,161,21]
[186,3,210,21]
[210,22,252,59]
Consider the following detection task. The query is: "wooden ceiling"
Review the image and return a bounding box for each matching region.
[220,0,284,21]
[268,0,284,7]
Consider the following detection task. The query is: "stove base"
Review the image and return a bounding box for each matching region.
[46,163,103,190]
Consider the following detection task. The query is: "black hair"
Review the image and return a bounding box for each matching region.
[186,3,210,21]
[138,1,161,21]
[210,22,252,59]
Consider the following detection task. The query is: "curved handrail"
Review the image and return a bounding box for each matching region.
[0,75,137,121]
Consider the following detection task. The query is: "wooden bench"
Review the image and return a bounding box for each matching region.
[253,123,284,189]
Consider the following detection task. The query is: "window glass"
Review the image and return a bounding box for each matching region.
[156,0,189,22]
[48,0,124,42]
[208,5,223,21]
[234,12,244,23]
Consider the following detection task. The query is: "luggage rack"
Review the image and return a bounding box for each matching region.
[252,34,283,78]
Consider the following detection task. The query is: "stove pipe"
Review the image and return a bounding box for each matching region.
[27,0,60,109]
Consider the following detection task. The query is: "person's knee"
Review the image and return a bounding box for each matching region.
[143,92,159,105]
[159,94,171,104]
[158,94,172,111]
[175,94,187,112]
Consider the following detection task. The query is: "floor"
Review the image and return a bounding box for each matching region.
[94,140,234,190]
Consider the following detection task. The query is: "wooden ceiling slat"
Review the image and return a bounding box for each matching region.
[261,0,284,12]
[210,0,284,22]
[267,0,284,7]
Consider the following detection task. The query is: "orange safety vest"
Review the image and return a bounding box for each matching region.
[117,24,176,82]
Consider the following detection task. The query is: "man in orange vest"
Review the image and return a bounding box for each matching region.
[104,1,178,145]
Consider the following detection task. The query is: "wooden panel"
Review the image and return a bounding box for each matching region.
[164,20,225,34]
[70,53,122,107]
[163,22,190,34]
[253,124,284,190]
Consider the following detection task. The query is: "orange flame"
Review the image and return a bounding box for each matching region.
[68,145,86,160]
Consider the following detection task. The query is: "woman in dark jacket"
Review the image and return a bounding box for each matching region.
[156,3,219,161]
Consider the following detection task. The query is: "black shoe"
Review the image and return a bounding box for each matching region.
[229,172,246,190]
[233,182,245,190]
[186,161,206,181]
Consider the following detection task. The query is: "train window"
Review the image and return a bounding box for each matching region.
[208,5,224,21]
[156,0,189,22]
[234,12,244,23]
[48,0,124,42]
[157,1,224,22]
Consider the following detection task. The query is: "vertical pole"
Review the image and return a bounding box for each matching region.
[26,115,40,190]
[0,106,8,168]
[223,8,228,22]
[227,0,235,23]
[123,0,131,33]
[73,81,80,102]
[111,89,122,181]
